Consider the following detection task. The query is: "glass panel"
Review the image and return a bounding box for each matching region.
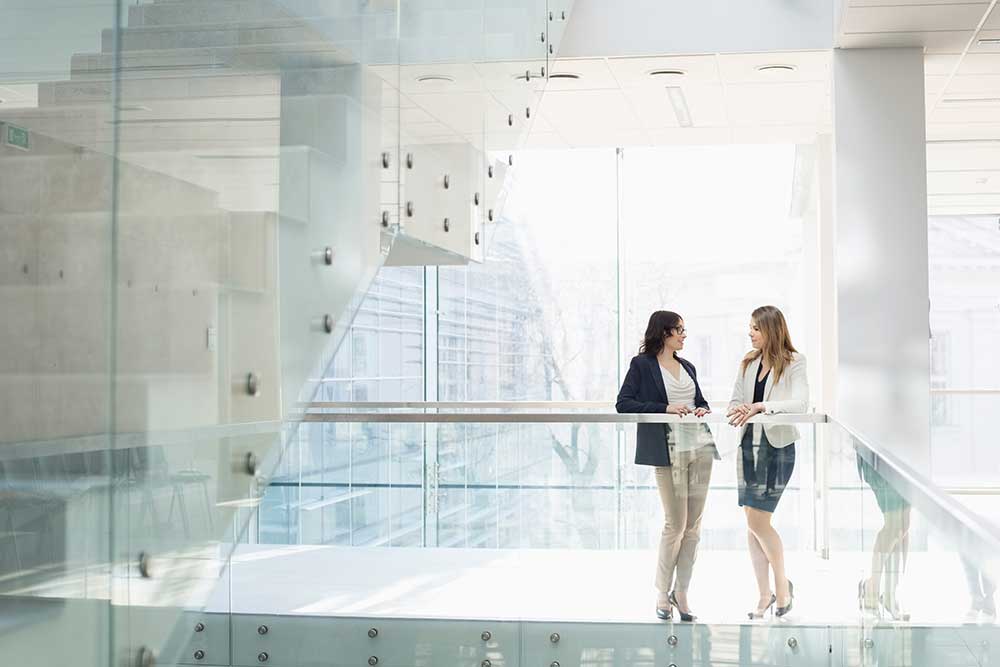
[107,0,400,663]
[0,0,116,664]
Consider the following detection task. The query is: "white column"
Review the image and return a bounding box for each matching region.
[833,48,930,470]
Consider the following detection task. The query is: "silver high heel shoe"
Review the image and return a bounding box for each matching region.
[748,593,776,620]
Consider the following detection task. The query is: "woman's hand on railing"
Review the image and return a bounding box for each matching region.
[666,404,692,416]
[693,407,710,418]
[727,402,764,427]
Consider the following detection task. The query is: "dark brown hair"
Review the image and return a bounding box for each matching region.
[639,310,683,357]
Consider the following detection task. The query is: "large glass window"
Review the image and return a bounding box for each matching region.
[928,215,1000,487]
[260,144,817,550]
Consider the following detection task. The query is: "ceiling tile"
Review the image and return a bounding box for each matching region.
[605,55,719,88]
[726,82,828,125]
[842,4,987,33]
[537,89,639,131]
[717,51,830,83]
[546,59,618,89]
[840,30,975,52]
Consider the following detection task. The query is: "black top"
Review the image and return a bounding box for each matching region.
[753,364,770,404]
[616,353,715,467]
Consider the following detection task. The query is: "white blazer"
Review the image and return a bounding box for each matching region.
[728,352,809,448]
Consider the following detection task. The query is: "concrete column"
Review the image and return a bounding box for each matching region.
[833,48,930,470]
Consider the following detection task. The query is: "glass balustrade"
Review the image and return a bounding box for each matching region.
[1,1,574,665]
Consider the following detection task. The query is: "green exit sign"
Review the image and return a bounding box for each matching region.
[5,123,29,150]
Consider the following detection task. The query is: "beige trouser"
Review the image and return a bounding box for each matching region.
[654,446,714,594]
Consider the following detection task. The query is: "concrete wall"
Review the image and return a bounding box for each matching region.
[833,48,930,470]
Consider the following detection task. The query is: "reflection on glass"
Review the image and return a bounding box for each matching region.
[857,453,911,621]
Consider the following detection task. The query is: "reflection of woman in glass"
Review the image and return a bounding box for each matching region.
[727,306,808,619]
[962,556,996,622]
[617,311,718,621]
[856,454,911,621]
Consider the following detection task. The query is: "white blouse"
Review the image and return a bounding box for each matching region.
[660,364,696,409]
[659,363,712,453]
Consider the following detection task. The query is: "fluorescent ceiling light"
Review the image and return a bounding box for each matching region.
[942,97,1000,105]
[548,73,581,80]
[666,86,692,128]
[977,38,1000,45]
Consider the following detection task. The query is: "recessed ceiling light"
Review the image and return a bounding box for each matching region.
[977,38,1000,45]
[648,69,686,78]
[416,75,454,84]
[116,104,151,112]
[548,73,581,80]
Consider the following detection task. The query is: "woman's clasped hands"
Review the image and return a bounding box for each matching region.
[726,402,765,427]
[666,404,710,418]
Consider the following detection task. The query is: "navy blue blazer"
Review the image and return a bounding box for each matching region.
[616,353,711,467]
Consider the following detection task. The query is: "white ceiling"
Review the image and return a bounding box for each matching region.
[836,0,1000,212]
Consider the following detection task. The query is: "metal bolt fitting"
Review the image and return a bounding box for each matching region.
[323,247,334,265]
[194,650,205,661]
[381,152,390,169]
[443,218,450,232]
[245,452,258,476]
[481,661,491,667]
[138,552,152,579]
[667,635,678,647]
[787,637,798,650]
[194,622,205,633]
[368,628,378,639]
[481,631,492,642]
[863,638,874,650]
[323,314,333,334]
[246,372,260,397]
[257,625,268,636]
[549,632,560,643]
[257,652,268,663]
[368,657,379,666]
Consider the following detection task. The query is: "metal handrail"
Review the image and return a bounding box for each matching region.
[841,419,1000,565]
[300,410,827,424]
[929,388,1000,394]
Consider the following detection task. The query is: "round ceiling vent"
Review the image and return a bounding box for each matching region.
[756,64,797,73]
[416,75,455,83]
[648,69,686,78]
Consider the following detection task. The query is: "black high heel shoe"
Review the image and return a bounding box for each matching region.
[669,591,696,622]
[656,604,673,620]
[748,593,776,620]
[775,580,794,617]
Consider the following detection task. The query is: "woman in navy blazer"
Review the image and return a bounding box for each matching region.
[617,310,718,621]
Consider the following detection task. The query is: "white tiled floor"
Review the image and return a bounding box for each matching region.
[207,544,992,627]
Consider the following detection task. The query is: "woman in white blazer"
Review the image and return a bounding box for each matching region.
[726,305,808,619]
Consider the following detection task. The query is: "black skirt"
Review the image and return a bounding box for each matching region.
[737,428,795,513]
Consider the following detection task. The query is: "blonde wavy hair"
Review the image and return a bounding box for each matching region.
[741,305,797,383]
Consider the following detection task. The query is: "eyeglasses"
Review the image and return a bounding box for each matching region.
[671,327,687,336]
